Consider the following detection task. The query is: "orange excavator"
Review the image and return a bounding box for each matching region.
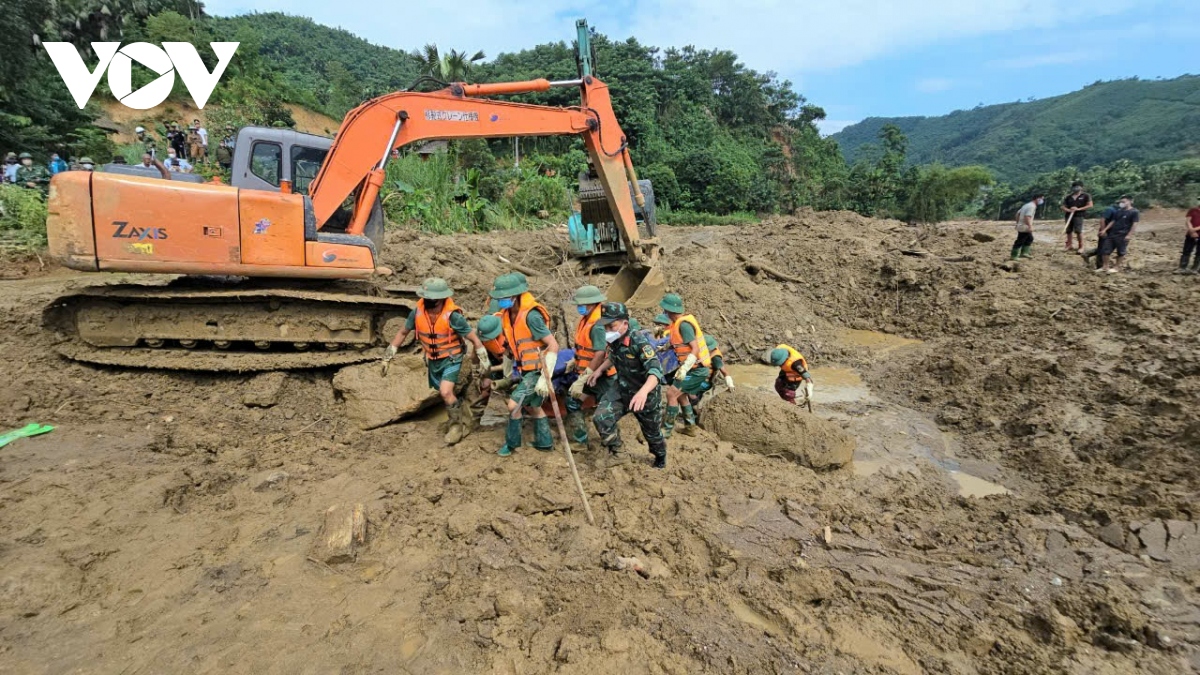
[44,69,663,371]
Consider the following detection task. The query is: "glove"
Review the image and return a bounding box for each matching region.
[382,344,397,362]
[676,354,698,381]
[569,368,592,399]
[476,349,490,376]
[804,381,814,401]
[534,352,557,397]
[725,375,735,389]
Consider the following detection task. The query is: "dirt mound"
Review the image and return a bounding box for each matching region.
[702,387,854,469]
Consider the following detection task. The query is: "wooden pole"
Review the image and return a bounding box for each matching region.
[541,361,595,525]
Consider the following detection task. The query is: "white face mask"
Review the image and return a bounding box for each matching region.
[605,330,622,344]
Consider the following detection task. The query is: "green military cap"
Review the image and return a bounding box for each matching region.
[18,152,32,160]
[653,313,671,326]
[477,315,502,340]
[659,293,684,313]
[489,272,529,298]
[599,302,629,325]
[768,348,789,367]
[572,285,606,305]
[417,277,454,300]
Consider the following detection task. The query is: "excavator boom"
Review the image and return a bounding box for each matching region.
[307,76,661,282]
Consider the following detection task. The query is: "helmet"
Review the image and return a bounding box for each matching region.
[599,302,629,325]
[653,313,671,326]
[417,277,454,300]
[4,152,15,159]
[659,293,685,314]
[768,348,789,367]
[477,315,502,340]
[79,157,94,165]
[135,126,145,134]
[489,272,529,299]
[18,152,32,160]
[572,285,606,306]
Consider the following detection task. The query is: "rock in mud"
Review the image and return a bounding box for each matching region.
[332,357,440,430]
[701,388,855,469]
[311,503,367,565]
[241,372,286,408]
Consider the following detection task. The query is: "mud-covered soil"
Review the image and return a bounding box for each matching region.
[1,211,1198,674]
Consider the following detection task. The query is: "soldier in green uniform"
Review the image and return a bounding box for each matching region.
[15,153,50,193]
[587,302,668,469]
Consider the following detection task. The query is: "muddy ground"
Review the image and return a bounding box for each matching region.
[1,210,1197,674]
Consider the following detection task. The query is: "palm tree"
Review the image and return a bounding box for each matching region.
[411,44,486,82]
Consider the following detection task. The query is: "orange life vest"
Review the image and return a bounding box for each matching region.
[414,298,465,360]
[777,344,809,383]
[574,305,617,376]
[669,314,712,368]
[501,293,552,374]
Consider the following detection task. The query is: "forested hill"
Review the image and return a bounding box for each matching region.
[832,75,1200,183]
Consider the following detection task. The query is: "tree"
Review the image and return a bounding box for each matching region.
[412,44,486,82]
[901,164,994,223]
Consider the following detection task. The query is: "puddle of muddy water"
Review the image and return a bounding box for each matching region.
[948,471,1010,498]
[724,347,1010,499]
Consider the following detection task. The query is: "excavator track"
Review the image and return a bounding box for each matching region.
[43,279,416,372]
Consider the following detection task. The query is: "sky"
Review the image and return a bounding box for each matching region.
[202,0,1199,135]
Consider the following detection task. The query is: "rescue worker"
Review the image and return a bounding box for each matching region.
[769,344,814,405]
[474,314,512,409]
[15,153,50,192]
[491,272,559,457]
[587,302,667,469]
[659,293,711,437]
[564,285,613,443]
[382,278,488,445]
[705,335,735,389]
[75,157,95,172]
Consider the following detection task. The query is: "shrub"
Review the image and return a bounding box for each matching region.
[0,184,49,246]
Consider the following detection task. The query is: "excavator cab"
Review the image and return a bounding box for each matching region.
[229,127,384,250]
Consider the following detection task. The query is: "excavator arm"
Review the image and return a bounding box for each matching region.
[307,76,662,276]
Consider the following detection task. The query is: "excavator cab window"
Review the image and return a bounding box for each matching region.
[249,141,282,187]
[290,145,328,196]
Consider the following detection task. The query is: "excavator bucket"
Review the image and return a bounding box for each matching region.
[570,177,663,309]
[609,262,665,311]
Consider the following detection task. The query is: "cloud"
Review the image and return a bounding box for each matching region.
[987,51,1097,69]
[916,77,954,93]
[817,119,857,136]
[201,0,1156,79]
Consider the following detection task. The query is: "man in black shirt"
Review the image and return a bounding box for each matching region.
[1098,195,1139,274]
[1061,181,1093,253]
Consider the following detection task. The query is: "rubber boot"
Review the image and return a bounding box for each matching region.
[679,404,698,436]
[533,417,554,451]
[566,410,589,445]
[663,405,679,439]
[1010,247,1021,261]
[444,402,465,445]
[457,402,476,441]
[649,438,667,469]
[498,418,522,457]
[1019,245,1033,259]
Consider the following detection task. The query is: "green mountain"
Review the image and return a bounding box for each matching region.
[832,75,1200,183]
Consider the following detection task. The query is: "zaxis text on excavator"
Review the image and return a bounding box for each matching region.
[45,68,663,371]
